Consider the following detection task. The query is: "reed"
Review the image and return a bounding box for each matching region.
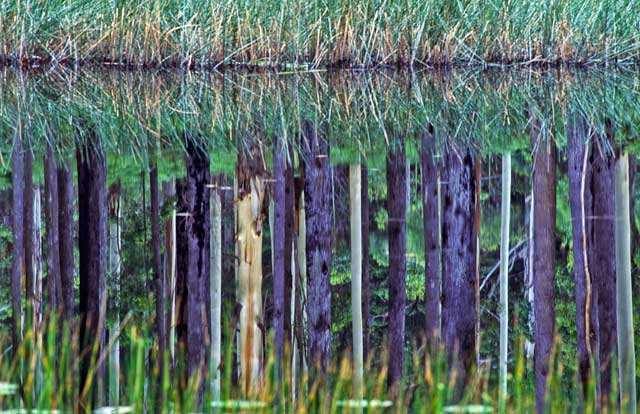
[0,0,639,69]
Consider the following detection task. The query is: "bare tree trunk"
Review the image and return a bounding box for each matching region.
[273,136,286,379]
[11,134,24,360]
[421,125,441,347]
[150,161,166,408]
[567,115,599,408]
[301,121,332,377]
[162,180,177,369]
[107,181,121,406]
[24,147,34,329]
[615,153,636,414]
[45,147,62,315]
[531,122,557,414]
[591,128,617,412]
[210,176,222,402]
[77,137,108,411]
[350,164,364,398]
[183,137,211,403]
[441,146,477,393]
[498,153,511,414]
[58,162,75,324]
[362,165,371,359]
[387,139,407,394]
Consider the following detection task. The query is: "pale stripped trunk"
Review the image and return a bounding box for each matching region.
[615,154,636,414]
[108,193,121,405]
[498,154,511,414]
[210,185,222,401]
[237,177,266,397]
[349,165,363,398]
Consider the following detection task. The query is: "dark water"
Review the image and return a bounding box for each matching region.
[0,68,638,411]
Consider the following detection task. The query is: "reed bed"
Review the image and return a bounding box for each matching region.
[0,0,639,69]
[0,319,596,413]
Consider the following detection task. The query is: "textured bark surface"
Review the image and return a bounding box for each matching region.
[387,140,407,392]
[58,162,75,323]
[301,121,332,375]
[185,138,211,401]
[591,128,617,409]
[566,115,599,403]
[175,178,188,387]
[150,162,166,404]
[421,125,441,346]
[24,148,34,316]
[273,136,286,376]
[45,147,62,313]
[441,146,477,391]
[531,121,557,414]
[284,146,295,357]
[77,137,108,410]
[362,165,371,358]
[11,135,24,355]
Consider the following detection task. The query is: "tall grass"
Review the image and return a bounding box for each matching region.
[0,316,607,413]
[0,0,639,69]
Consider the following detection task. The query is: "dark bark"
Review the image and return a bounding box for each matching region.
[77,137,108,410]
[421,125,441,347]
[45,147,62,313]
[58,162,75,323]
[362,165,371,359]
[284,147,295,357]
[387,139,408,393]
[273,136,286,376]
[183,137,211,401]
[566,115,599,403]
[630,154,638,254]
[591,127,617,410]
[531,121,557,414]
[175,178,189,389]
[220,176,238,385]
[11,135,24,356]
[441,146,477,391]
[301,121,332,375]
[24,147,34,317]
[150,161,166,404]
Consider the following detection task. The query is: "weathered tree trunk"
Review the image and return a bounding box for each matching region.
[45,147,62,315]
[24,147,35,326]
[236,142,266,397]
[292,177,308,400]
[273,136,286,379]
[301,121,332,376]
[150,162,166,407]
[629,154,638,254]
[183,138,211,402]
[175,178,188,390]
[11,134,24,358]
[32,186,43,340]
[284,148,295,361]
[441,146,477,392]
[362,165,371,359]
[107,181,121,406]
[162,180,177,368]
[531,123,557,414]
[567,116,598,407]
[210,176,222,402]
[524,192,535,362]
[387,139,407,394]
[498,153,511,414]
[58,162,75,324]
[591,129,617,411]
[615,153,636,414]
[77,137,108,411]
[421,125,441,347]
[350,164,364,398]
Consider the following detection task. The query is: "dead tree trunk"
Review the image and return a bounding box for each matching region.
[566,114,599,405]
[301,121,332,376]
[273,135,286,378]
[441,145,477,392]
[591,126,617,410]
[45,147,62,313]
[421,125,441,347]
[11,134,24,357]
[387,138,408,393]
[362,165,371,359]
[531,121,557,414]
[58,161,75,324]
[77,136,108,411]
